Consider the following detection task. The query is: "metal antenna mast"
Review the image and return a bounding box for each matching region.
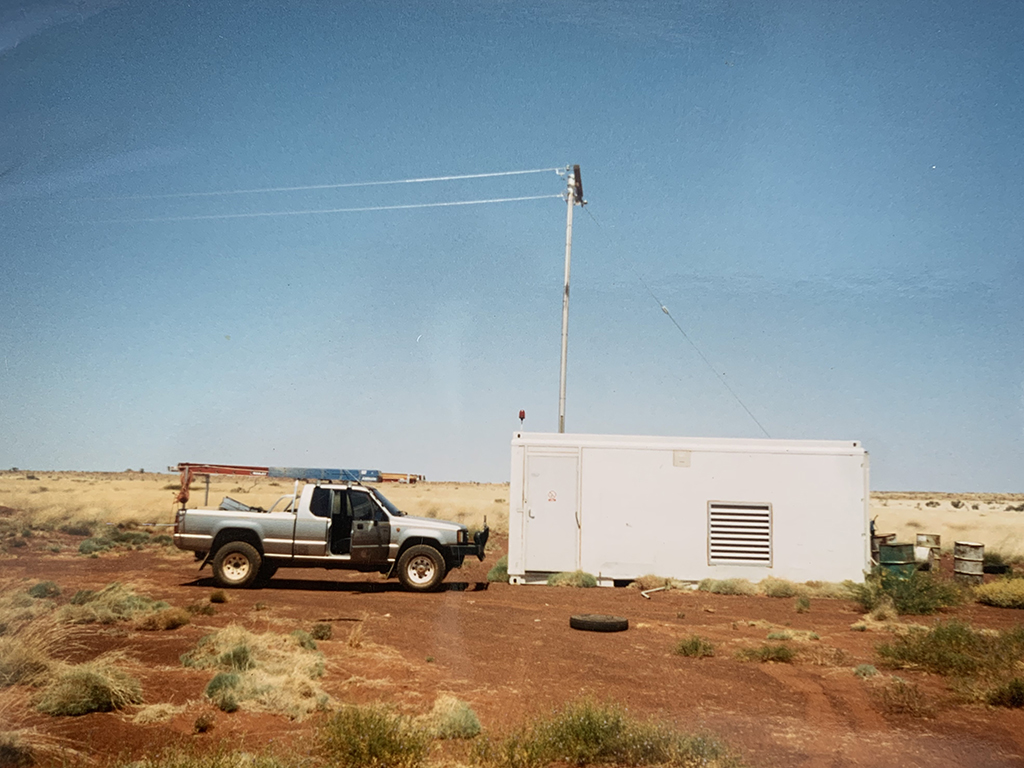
[558,164,585,433]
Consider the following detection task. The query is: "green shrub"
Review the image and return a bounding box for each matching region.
[675,636,715,658]
[205,672,241,712]
[988,678,1024,708]
[847,570,962,615]
[876,620,1024,678]
[310,623,332,641]
[37,658,142,716]
[473,699,732,768]
[975,579,1024,609]
[27,582,60,600]
[737,644,795,663]
[487,555,510,583]
[697,579,757,596]
[854,664,878,678]
[421,694,481,739]
[546,571,597,588]
[795,595,811,613]
[318,705,430,768]
[766,631,793,641]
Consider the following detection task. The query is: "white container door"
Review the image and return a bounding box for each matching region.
[524,452,579,573]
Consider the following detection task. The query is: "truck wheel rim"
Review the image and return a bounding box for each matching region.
[223,553,251,581]
[406,555,435,584]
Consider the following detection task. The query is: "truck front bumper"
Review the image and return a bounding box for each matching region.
[450,527,489,562]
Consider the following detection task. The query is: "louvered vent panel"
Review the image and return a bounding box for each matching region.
[708,502,772,566]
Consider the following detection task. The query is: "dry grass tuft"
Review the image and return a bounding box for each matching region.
[697,578,757,596]
[416,693,481,739]
[56,582,168,625]
[36,651,143,716]
[133,702,186,724]
[0,619,76,688]
[180,624,329,718]
[135,607,191,631]
[869,675,933,717]
[975,579,1024,609]
[546,571,597,588]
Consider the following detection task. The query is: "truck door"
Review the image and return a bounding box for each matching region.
[524,451,580,573]
[349,489,390,564]
[294,486,329,557]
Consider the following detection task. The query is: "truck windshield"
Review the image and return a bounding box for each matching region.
[371,488,404,516]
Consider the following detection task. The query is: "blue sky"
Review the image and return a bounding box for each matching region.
[1,0,1021,490]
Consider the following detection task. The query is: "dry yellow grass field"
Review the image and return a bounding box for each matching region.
[872,491,1024,558]
[2,471,1022,556]
[0,471,509,534]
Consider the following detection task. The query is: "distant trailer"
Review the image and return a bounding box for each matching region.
[379,473,427,484]
[507,432,870,586]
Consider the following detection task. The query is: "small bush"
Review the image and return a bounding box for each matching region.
[847,570,962,615]
[473,699,732,768]
[760,577,801,598]
[854,664,878,679]
[421,694,481,739]
[870,676,931,716]
[205,672,241,712]
[136,607,191,631]
[737,644,795,663]
[193,712,215,733]
[0,731,34,768]
[37,657,142,716]
[58,522,93,537]
[187,602,216,616]
[310,623,332,641]
[27,582,59,600]
[697,578,757,596]
[988,678,1024,708]
[546,570,597,588]
[975,579,1024,609]
[795,595,811,613]
[487,555,510,583]
[318,705,431,768]
[209,591,228,604]
[675,636,715,658]
[766,631,793,641]
[290,630,317,651]
[876,620,1024,678]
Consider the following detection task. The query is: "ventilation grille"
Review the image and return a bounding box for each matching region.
[708,502,772,566]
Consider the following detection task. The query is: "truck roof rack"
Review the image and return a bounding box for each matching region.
[170,463,382,506]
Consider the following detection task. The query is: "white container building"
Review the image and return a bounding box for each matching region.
[507,432,870,586]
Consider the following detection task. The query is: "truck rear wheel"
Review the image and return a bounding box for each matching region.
[397,545,446,592]
[212,541,262,589]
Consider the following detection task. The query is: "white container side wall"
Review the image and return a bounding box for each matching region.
[508,433,870,585]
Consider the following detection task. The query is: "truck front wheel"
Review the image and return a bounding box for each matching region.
[212,541,262,589]
[397,545,446,592]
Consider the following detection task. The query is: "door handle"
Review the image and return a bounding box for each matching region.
[527,508,535,519]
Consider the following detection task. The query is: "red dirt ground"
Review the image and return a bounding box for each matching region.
[5,535,1024,768]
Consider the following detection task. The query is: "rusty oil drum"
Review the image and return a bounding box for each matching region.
[953,541,984,585]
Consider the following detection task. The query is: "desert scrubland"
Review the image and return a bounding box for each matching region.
[2,471,1024,768]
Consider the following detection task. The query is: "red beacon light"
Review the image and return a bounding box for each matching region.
[518,410,525,426]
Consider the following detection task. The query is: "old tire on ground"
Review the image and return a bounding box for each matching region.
[397,545,447,592]
[570,614,629,632]
[212,541,262,589]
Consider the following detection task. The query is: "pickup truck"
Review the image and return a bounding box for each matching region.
[173,482,488,592]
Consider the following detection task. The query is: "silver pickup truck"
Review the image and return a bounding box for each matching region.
[173,482,488,592]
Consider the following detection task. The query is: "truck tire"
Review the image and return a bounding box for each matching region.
[212,541,262,589]
[397,545,446,592]
[255,561,278,586]
[569,614,629,632]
